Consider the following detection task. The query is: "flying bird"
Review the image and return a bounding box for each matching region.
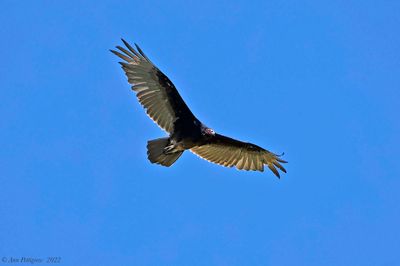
[111,39,287,177]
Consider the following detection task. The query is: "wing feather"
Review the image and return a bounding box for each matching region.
[227,148,241,166]
[248,153,256,170]
[111,39,196,133]
[190,134,287,177]
[243,153,250,170]
[223,148,236,166]
[236,156,245,170]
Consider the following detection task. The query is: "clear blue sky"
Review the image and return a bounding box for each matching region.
[1,1,399,265]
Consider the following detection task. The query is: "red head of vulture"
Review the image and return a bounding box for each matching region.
[111,39,287,178]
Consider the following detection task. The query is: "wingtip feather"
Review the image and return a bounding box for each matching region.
[134,43,151,61]
[121,38,141,57]
[268,164,281,178]
[273,161,287,173]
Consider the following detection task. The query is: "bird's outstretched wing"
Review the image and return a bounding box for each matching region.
[190,134,287,177]
[111,39,195,133]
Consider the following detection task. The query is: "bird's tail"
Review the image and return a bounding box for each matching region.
[147,138,183,167]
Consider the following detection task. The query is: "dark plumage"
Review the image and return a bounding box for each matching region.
[111,39,287,177]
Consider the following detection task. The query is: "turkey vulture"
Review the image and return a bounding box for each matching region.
[111,39,287,177]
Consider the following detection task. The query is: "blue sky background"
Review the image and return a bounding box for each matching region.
[1,0,399,265]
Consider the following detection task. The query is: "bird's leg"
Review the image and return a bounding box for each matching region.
[163,138,185,154]
[163,138,178,154]
[163,144,176,154]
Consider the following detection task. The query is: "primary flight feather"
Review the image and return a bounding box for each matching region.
[111,39,287,178]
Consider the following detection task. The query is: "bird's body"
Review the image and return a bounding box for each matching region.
[111,39,287,177]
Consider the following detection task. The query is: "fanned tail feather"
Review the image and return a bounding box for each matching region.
[147,138,183,167]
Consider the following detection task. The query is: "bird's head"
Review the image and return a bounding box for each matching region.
[202,126,215,136]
